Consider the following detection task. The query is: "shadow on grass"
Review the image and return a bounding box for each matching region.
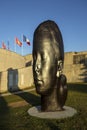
[7,68,40,106]
[46,121,61,130]
[68,83,87,93]
[0,96,10,130]
[14,91,41,106]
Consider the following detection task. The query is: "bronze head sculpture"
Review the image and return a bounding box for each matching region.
[33,20,67,112]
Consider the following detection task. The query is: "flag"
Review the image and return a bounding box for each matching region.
[23,35,30,45]
[2,42,6,49]
[15,37,22,47]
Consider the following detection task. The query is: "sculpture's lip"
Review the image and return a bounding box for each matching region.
[34,77,41,81]
[37,79,43,83]
[34,78,43,84]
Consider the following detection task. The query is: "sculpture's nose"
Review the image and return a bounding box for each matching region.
[35,64,41,74]
[35,54,41,74]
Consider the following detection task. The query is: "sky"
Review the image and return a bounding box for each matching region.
[0,0,87,56]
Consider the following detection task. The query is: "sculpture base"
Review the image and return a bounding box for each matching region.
[28,106,77,119]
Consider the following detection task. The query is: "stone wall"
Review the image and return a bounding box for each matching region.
[63,51,87,82]
[0,66,33,93]
[0,49,25,72]
[0,71,7,93]
[0,49,87,93]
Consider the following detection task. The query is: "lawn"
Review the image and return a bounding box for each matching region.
[0,83,87,130]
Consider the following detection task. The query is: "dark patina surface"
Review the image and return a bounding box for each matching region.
[32,20,67,112]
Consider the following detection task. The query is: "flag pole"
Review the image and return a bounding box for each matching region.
[14,38,16,53]
[21,34,23,56]
[7,40,10,50]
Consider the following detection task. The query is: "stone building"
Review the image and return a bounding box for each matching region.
[0,48,87,93]
[63,51,87,82]
[0,49,33,93]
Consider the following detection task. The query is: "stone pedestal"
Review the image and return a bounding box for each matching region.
[28,106,77,119]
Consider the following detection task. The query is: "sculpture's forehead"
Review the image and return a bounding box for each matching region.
[33,38,53,50]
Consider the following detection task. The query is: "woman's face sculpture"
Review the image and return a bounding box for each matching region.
[33,38,59,95]
[32,20,67,111]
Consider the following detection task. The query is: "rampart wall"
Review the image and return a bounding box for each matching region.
[0,66,33,93]
[0,49,25,72]
[0,49,87,93]
[63,51,87,82]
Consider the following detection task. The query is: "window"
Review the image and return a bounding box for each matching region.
[73,54,85,64]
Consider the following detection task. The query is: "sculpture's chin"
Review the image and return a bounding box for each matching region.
[34,78,55,95]
[36,84,45,94]
[35,84,52,95]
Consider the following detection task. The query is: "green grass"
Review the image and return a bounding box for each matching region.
[0,83,87,130]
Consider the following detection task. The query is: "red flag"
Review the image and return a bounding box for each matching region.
[15,37,22,47]
[2,42,6,49]
[23,35,30,45]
